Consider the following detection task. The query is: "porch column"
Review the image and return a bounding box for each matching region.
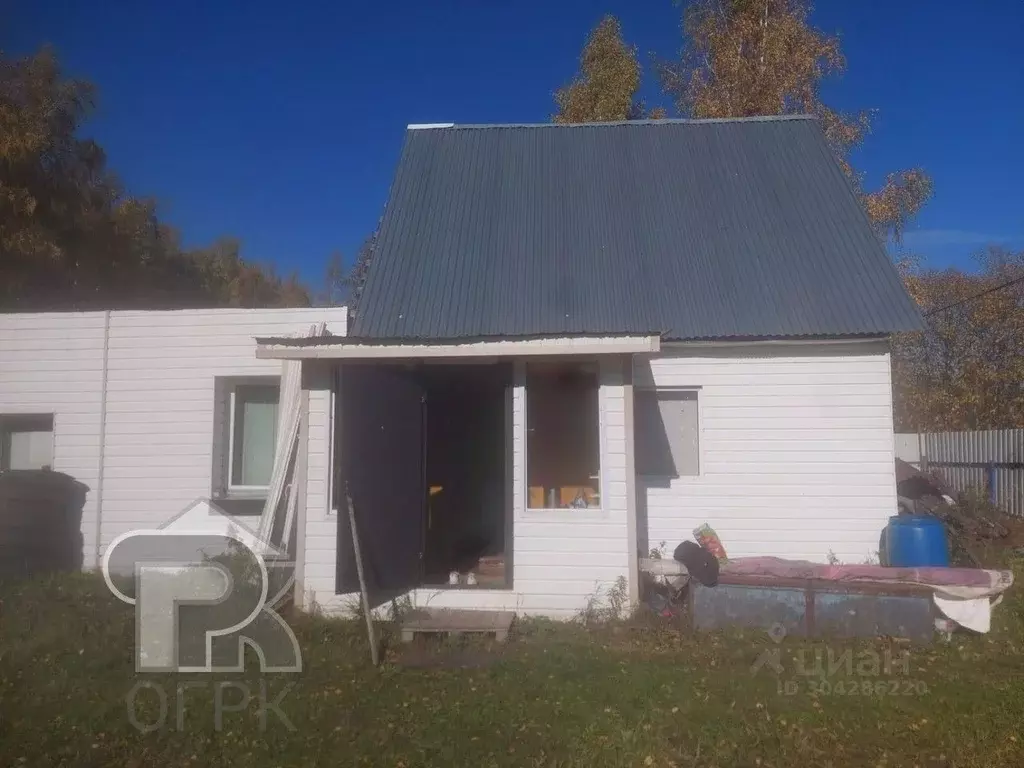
[622,355,640,607]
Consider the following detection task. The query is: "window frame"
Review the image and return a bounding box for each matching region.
[226,383,280,495]
[0,413,55,472]
[328,366,341,516]
[634,386,703,480]
[523,361,604,513]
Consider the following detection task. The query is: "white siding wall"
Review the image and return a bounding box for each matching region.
[510,357,630,616]
[310,357,632,620]
[100,308,347,556]
[0,308,348,568]
[0,313,108,566]
[298,363,339,611]
[636,342,897,564]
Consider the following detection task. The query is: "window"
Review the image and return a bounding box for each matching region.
[1,414,54,471]
[228,384,280,491]
[635,390,699,477]
[526,363,601,509]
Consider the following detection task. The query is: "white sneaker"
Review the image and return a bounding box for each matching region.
[448,570,460,585]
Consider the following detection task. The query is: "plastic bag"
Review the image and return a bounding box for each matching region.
[693,523,728,563]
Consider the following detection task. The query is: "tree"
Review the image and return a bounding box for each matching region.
[2,45,118,306]
[319,250,347,306]
[894,248,1024,430]
[554,16,665,123]
[187,238,309,309]
[0,46,308,311]
[658,0,931,242]
[315,230,379,313]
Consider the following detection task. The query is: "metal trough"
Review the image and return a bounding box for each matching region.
[691,575,936,644]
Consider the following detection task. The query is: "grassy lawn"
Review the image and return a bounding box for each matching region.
[2,568,1023,768]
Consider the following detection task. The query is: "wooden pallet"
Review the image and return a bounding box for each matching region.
[400,609,515,643]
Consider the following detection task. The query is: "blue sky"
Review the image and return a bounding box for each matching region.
[8,0,1024,287]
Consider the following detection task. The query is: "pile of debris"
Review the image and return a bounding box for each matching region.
[897,459,1024,567]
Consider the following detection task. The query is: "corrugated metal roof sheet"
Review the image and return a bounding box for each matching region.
[352,116,925,341]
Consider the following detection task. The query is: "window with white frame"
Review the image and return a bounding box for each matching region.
[526,362,601,509]
[635,389,699,477]
[0,414,54,471]
[228,384,280,492]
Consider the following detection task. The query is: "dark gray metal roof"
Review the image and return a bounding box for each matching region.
[352,116,924,340]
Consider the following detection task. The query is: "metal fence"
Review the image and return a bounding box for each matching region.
[895,430,1024,517]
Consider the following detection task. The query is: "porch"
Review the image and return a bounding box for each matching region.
[256,333,660,619]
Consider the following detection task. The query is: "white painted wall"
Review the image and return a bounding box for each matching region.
[0,313,108,566]
[297,362,338,610]
[635,341,898,564]
[0,308,348,568]
[510,357,630,616]
[306,357,632,620]
[99,308,347,557]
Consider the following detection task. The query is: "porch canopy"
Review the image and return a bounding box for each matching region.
[254,333,661,360]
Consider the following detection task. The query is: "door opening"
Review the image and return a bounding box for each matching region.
[337,362,512,599]
[420,364,511,589]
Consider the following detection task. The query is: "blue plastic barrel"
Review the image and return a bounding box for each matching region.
[885,515,950,567]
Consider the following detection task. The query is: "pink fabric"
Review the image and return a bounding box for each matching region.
[720,556,999,589]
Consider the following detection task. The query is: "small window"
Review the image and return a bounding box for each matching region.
[1,414,54,471]
[526,362,601,509]
[635,390,699,477]
[228,384,280,491]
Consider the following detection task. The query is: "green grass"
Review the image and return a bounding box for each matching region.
[2,568,1023,768]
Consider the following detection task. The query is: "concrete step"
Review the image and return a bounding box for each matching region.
[400,608,515,643]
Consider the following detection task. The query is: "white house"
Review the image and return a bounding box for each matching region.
[0,117,922,618]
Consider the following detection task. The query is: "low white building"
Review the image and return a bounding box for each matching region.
[0,117,921,618]
[0,308,347,569]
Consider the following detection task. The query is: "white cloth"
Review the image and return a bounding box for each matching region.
[933,569,1015,600]
[933,595,996,633]
[930,570,1013,634]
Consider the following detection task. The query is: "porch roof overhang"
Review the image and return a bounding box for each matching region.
[254,333,661,360]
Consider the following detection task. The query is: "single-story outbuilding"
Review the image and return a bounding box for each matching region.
[0,116,924,618]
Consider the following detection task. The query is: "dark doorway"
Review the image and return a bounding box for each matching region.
[420,364,510,588]
[336,362,511,599]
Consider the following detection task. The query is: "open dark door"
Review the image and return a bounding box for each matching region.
[336,363,425,601]
[417,363,511,587]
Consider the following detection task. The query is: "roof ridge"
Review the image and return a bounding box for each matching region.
[407,114,817,131]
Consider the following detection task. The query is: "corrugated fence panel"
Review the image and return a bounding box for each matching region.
[926,429,1024,465]
[901,430,1024,517]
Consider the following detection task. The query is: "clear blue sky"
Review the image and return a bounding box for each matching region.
[8,0,1024,287]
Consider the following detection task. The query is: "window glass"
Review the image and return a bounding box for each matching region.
[231,385,279,488]
[1,415,54,471]
[526,363,600,509]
